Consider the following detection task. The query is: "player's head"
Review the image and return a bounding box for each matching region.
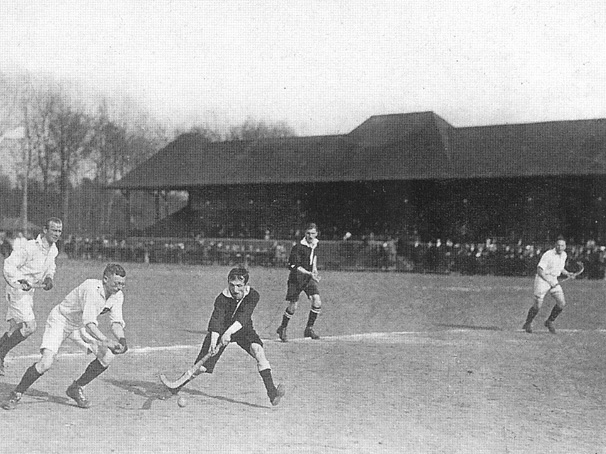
[304,223,318,244]
[228,267,249,284]
[43,217,63,244]
[103,263,126,295]
[554,236,566,254]
[227,267,249,300]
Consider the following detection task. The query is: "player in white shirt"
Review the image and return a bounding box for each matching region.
[523,238,574,334]
[1,263,128,410]
[0,217,63,375]
[11,231,28,252]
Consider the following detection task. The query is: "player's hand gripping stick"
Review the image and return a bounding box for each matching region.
[159,350,215,393]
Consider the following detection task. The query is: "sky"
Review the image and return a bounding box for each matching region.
[1,0,605,136]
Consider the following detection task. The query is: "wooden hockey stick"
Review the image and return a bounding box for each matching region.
[16,279,47,290]
[558,261,585,285]
[159,350,214,392]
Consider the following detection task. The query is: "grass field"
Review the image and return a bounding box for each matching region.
[1,259,606,453]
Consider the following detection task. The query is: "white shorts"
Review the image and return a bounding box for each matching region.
[533,275,563,299]
[40,307,103,356]
[5,287,36,323]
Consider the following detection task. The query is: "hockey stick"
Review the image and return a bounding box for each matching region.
[558,262,584,285]
[16,279,47,290]
[159,350,214,392]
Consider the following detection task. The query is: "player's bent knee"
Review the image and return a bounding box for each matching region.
[257,359,271,372]
[36,361,52,374]
[37,352,56,373]
[98,349,115,367]
[96,346,116,367]
[250,343,263,356]
[20,321,37,337]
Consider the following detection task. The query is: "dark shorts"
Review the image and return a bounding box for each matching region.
[194,327,263,374]
[286,273,320,302]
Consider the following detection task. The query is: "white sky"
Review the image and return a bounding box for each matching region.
[1,0,605,136]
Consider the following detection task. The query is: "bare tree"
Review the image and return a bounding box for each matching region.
[87,97,170,233]
[226,118,297,141]
[179,125,222,142]
[0,73,43,235]
[48,96,93,224]
[33,90,60,192]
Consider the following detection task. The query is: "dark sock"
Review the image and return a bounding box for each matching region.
[0,332,9,348]
[15,363,43,394]
[0,330,26,359]
[525,306,539,324]
[259,368,277,396]
[281,309,294,328]
[306,310,318,327]
[547,305,563,322]
[75,359,107,387]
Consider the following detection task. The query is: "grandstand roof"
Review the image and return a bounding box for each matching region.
[109,112,606,190]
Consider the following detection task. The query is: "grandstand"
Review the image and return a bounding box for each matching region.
[109,111,606,244]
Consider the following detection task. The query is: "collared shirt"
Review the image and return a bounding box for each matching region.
[3,235,58,288]
[207,286,258,334]
[288,238,319,273]
[537,248,567,277]
[55,279,125,328]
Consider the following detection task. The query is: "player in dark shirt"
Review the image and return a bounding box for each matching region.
[276,223,322,342]
[177,267,285,406]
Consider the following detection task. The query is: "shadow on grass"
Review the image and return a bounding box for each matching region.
[435,323,503,331]
[105,378,268,410]
[183,329,207,335]
[0,381,74,408]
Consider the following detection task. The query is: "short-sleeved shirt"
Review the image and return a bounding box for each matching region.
[3,235,58,289]
[537,249,567,278]
[54,278,125,329]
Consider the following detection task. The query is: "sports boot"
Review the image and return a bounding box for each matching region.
[276,326,288,342]
[66,382,91,408]
[1,391,22,411]
[269,383,286,406]
[544,320,556,334]
[0,357,5,376]
[304,327,320,340]
[522,322,532,334]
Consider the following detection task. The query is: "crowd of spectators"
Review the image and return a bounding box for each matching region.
[3,232,604,280]
[61,235,290,268]
[395,237,606,279]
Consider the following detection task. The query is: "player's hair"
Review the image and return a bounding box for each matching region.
[304,223,318,232]
[555,235,566,243]
[104,263,126,278]
[228,267,249,284]
[45,217,63,229]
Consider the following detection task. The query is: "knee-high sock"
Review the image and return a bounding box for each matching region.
[0,332,9,348]
[0,330,26,359]
[547,305,563,322]
[525,306,539,324]
[259,368,277,396]
[75,359,107,387]
[281,309,294,328]
[15,363,43,394]
[306,307,320,327]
